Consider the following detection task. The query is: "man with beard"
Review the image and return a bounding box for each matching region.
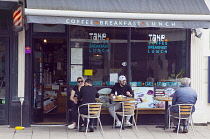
[108,75,133,127]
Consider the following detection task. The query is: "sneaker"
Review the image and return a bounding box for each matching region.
[183,126,188,133]
[67,124,76,129]
[125,121,133,126]
[116,121,122,127]
[173,126,182,133]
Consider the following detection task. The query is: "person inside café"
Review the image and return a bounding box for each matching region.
[68,77,84,129]
[77,79,99,132]
[170,77,197,133]
[108,75,133,127]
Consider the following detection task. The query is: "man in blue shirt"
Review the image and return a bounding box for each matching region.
[170,77,197,133]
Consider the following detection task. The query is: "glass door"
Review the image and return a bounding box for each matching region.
[32,41,44,123]
[0,37,8,124]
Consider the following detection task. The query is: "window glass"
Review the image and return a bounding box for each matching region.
[0,40,6,103]
[70,26,128,86]
[131,28,188,87]
[0,10,9,31]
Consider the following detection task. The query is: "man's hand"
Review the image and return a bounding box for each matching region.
[126,91,132,97]
[110,94,114,99]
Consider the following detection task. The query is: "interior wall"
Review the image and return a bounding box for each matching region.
[191,28,210,124]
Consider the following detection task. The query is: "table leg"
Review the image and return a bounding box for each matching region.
[156,101,169,129]
[164,101,169,130]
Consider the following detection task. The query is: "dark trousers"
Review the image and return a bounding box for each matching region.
[171,112,189,126]
[79,107,94,127]
[70,102,80,124]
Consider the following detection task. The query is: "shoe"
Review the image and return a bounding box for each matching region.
[116,121,122,127]
[79,126,86,132]
[173,126,182,133]
[183,126,188,133]
[67,124,76,129]
[125,121,133,126]
[89,125,94,132]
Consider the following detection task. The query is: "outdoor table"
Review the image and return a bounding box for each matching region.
[154,96,172,130]
[110,97,136,129]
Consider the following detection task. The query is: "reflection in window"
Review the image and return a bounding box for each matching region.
[131,28,188,86]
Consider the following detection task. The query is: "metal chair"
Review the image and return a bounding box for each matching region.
[115,102,138,132]
[78,103,104,135]
[168,104,195,135]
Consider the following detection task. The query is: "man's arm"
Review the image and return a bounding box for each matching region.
[125,85,133,97]
[172,91,178,105]
[109,86,116,97]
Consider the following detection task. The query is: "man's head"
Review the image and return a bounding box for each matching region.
[181,77,191,86]
[85,79,93,86]
[118,75,127,86]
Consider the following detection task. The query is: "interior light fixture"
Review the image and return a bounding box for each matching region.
[43,39,47,44]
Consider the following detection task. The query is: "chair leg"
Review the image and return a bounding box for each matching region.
[132,116,138,132]
[190,117,195,135]
[98,118,104,134]
[77,114,80,131]
[177,119,181,135]
[85,118,90,136]
[120,116,124,132]
[168,115,171,129]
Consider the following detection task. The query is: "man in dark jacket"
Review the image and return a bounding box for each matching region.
[77,79,99,132]
[108,75,133,127]
[170,77,197,133]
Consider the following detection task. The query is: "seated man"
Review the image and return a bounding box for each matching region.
[77,79,99,132]
[108,75,133,127]
[170,77,197,133]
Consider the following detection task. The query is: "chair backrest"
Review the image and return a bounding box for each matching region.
[122,102,135,115]
[88,103,102,117]
[178,104,194,119]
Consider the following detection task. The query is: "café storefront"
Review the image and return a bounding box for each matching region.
[17,0,210,126]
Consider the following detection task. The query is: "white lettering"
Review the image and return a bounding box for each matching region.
[71,19,76,24]
[159,22,163,26]
[148,34,153,41]
[152,22,156,26]
[90,20,93,25]
[105,21,109,25]
[124,21,127,25]
[100,20,104,25]
[66,19,70,23]
[110,21,113,25]
[171,22,176,26]
[165,22,169,26]
[114,21,118,26]
[86,20,89,24]
[119,21,123,25]
[81,20,84,24]
[128,21,132,26]
[76,20,80,24]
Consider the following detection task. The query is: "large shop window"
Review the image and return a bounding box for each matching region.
[131,28,188,86]
[70,26,128,85]
[70,26,189,109]
[70,26,188,86]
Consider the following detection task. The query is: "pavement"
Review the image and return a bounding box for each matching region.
[1,125,210,139]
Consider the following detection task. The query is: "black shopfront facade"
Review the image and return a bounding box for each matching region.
[0,0,19,126]
[9,0,210,127]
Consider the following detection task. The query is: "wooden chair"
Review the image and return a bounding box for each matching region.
[115,102,138,132]
[78,103,104,135]
[168,104,195,135]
